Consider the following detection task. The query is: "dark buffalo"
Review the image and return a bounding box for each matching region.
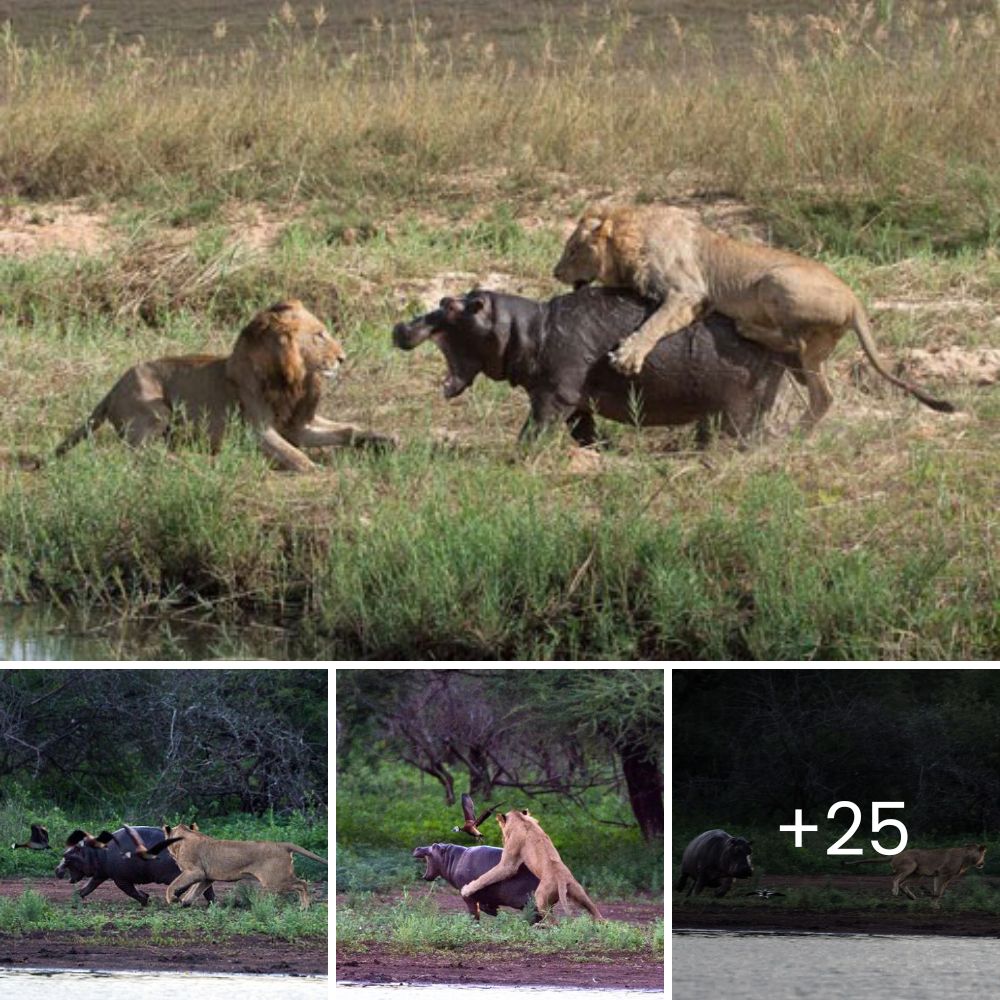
[412,842,540,921]
[677,829,753,899]
[55,826,216,906]
[392,287,789,446]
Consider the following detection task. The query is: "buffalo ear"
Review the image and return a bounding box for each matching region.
[465,294,487,315]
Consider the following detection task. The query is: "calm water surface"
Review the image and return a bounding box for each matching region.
[0,968,325,1000]
[674,930,998,1000]
[0,604,307,660]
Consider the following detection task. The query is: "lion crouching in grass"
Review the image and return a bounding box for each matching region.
[152,823,328,909]
[554,203,955,431]
[460,809,603,923]
[54,299,396,473]
[842,843,986,907]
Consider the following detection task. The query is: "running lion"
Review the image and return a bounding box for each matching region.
[842,843,986,906]
[554,203,954,430]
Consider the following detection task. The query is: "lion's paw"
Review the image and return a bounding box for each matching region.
[608,341,646,376]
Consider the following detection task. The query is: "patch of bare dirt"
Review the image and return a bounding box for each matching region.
[0,929,326,976]
[337,947,662,989]
[896,346,1000,387]
[0,201,111,257]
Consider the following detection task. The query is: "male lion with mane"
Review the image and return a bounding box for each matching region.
[54,299,394,472]
[842,843,986,907]
[554,203,954,430]
[460,809,603,923]
[153,823,327,909]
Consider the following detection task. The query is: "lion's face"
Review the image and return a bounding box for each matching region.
[283,302,346,380]
[553,214,616,289]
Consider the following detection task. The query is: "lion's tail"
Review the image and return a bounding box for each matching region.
[285,844,328,865]
[850,307,955,413]
[54,395,111,458]
[841,858,891,866]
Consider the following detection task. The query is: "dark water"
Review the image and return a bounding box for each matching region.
[673,930,997,1000]
[0,604,307,660]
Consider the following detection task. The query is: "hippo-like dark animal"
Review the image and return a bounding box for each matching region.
[412,842,540,921]
[55,826,216,906]
[677,828,753,899]
[392,287,789,446]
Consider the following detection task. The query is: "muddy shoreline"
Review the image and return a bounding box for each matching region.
[336,890,664,988]
[673,873,1000,938]
[0,878,327,976]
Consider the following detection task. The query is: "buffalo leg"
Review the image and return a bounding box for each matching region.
[714,877,734,898]
[519,395,571,443]
[112,879,150,905]
[77,877,107,899]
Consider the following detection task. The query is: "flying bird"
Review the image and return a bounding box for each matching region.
[11,824,50,850]
[743,888,785,898]
[452,793,505,839]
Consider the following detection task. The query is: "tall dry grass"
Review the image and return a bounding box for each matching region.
[1,4,997,255]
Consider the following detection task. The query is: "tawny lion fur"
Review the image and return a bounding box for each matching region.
[460,809,603,922]
[554,203,954,430]
[54,299,394,473]
[842,844,986,906]
[161,823,328,909]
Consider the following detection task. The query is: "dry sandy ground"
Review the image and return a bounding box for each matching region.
[336,889,664,988]
[0,877,327,976]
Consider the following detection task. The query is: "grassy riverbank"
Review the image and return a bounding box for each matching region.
[1,4,997,658]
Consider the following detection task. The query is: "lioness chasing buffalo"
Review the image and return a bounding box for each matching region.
[41,822,327,908]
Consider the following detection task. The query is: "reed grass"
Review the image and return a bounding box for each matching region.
[0,4,997,256]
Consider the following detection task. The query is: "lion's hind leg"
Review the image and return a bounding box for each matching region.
[533,878,560,925]
[568,879,604,920]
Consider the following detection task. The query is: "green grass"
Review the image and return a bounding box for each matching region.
[337,889,659,952]
[0,887,327,938]
[1,5,998,255]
